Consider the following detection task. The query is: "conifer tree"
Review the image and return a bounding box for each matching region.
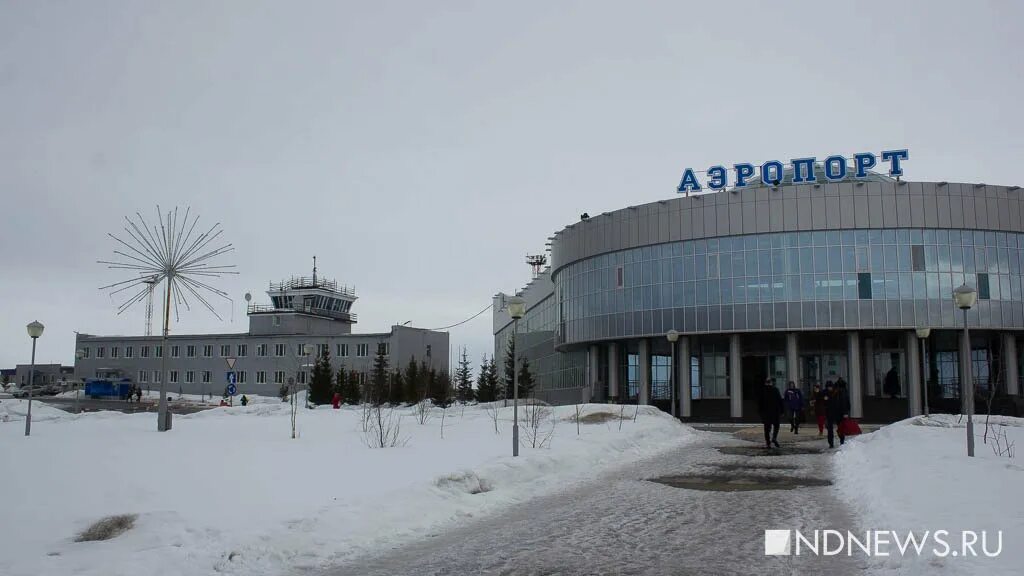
[476,355,495,402]
[348,370,363,403]
[308,346,334,405]
[403,357,420,404]
[503,335,516,401]
[431,369,454,407]
[388,369,404,405]
[454,347,475,403]
[368,345,390,406]
[333,364,347,394]
[517,355,536,398]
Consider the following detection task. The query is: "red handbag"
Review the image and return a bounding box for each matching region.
[838,418,862,436]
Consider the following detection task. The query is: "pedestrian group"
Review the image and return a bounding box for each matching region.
[758,377,858,450]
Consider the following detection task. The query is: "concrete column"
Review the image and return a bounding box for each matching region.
[1003,333,1019,396]
[906,331,922,416]
[848,332,864,418]
[607,342,619,402]
[786,333,799,387]
[678,336,691,418]
[638,339,651,405]
[587,344,600,403]
[863,337,876,397]
[729,334,742,418]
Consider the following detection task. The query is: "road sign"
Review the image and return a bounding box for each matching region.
[227,371,237,385]
[225,357,237,370]
[227,383,237,396]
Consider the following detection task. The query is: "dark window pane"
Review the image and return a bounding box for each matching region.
[858,273,872,299]
[978,273,991,300]
[911,245,926,272]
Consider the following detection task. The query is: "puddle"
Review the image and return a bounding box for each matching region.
[649,473,831,492]
[705,462,800,471]
[716,445,828,457]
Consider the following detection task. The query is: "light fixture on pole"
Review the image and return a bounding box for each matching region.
[952,284,978,457]
[25,321,44,437]
[74,349,86,414]
[915,328,931,417]
[666,330,680,418]
[506,295,526,457]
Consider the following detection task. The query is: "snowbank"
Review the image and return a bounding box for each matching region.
[834,414,1024,576]
[0,399,71,423]
[0,402,694,576]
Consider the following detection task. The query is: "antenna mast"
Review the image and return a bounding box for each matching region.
[143,275,159,336]
[526,254,548,279]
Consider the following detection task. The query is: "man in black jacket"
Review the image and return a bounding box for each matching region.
[758,378,784,449]
[826,381,852,448]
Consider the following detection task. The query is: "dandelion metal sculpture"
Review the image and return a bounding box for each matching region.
[100,206,237,431]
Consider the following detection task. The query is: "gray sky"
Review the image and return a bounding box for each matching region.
[1,0,1022,370]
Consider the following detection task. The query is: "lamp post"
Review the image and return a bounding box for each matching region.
[667,330,680,418]
[953,284,978,457]
[74,349,85,414]
[507,296,526,457]
[25,321,44,437]
[915,328,931,417]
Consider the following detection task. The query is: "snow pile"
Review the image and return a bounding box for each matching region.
[0,399,71,423]
[835,414,1024,576]
[0,402,693,576]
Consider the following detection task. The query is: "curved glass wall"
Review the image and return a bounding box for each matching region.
[555,229,1024,346]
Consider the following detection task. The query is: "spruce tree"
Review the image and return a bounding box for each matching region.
[485,356,500,402]
[345,370,362,404]
[388,369,404,405]
[430,369,454,407]
[454,348,474,403]
[517,356,536,398]
[476,355,495,402]
[333,364,347,395]
[368,346,389,406]
[503,336,516,401]
[403,357,420,404]
[308,347,334,405]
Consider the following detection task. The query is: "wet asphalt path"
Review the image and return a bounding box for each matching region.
[315,432,869,576]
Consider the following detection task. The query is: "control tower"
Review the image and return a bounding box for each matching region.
[246,258,358,335]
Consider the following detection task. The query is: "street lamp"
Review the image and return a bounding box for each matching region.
[915,328,931,417]
[953,284,978,457]
[25,321,44,437]
[75,349,86,414]
[507,295,526,457]
[667,330,680,418]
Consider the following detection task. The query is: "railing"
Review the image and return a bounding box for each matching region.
[247,303,357,323]
[268,276,355,297]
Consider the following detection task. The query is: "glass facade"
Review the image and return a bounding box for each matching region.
[556,228,1024,345]
[495,294,587,397]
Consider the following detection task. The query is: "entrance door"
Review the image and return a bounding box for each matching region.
[742,356,768,420]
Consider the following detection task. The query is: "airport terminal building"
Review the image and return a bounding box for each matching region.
[75,272,448,397]
[494,157,1024,422]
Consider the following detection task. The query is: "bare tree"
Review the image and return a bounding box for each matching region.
[415,400,431,425]
[363,404,407,448]
[521,401,555,449]
[574,404,583,435]
[440,405,448,439]
[984,337,1007,445]
[618,404,626,431]
[484,402,500,434]
[990,426,1016,458]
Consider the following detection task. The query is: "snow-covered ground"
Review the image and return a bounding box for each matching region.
[0,399,694,576]
[835,414,1023,576]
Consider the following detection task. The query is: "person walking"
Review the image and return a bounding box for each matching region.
[758,378,784,449]
[240,394,249,407]
[135,386,142,403]
[812,384,827,436]
[783,381,804,434]
[826,380,852,448]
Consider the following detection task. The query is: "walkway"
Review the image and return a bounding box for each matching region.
[319,429,869,576]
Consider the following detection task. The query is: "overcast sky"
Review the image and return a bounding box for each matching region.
[1,0,1022,370]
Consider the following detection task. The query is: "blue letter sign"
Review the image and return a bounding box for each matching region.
[677,149,909,194]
